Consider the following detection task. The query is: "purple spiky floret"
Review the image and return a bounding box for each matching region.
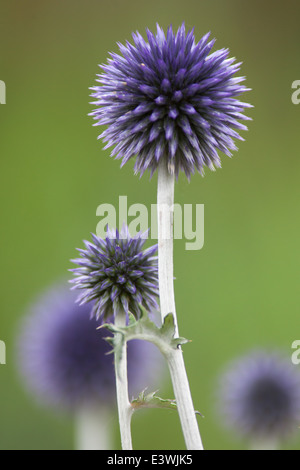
[219,350,300,441]
[90,23,252,178]
[17,285,163,410]
[70,226,158,322]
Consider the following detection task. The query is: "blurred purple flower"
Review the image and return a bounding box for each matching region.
[90,23,251,179]
[70,226,158,322]
[219,350,300,441]
[17,284,163,410]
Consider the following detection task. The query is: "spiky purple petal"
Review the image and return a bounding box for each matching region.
[90,23,251,179]
[70,226,159,322]
[219,350,300,441]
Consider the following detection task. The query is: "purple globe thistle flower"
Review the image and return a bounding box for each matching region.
[218,350,300,442]
[70,226,158,322]
[17,285,163,410]
[90,23,251,179]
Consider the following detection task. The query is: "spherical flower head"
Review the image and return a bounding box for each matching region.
[218,350,300,442]
[90,23,252,179]
[17,285,164,410]
[70,226,158,322]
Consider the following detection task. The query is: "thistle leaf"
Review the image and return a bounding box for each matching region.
[131,390,177,411]
[100,306,191,357]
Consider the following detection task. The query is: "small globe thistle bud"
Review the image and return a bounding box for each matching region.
[17,285,163,410]
[218,350,300,443]
[90,23,252,179]
[70,226,159,322]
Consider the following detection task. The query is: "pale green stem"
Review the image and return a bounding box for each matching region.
[250,439,279,450]
[157,159,204,450]
[114,308,134,450]
[76,405,113,450]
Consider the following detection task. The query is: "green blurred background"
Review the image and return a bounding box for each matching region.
[0,0,299,450]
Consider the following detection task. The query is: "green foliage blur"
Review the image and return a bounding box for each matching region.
[0,0,299,450]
